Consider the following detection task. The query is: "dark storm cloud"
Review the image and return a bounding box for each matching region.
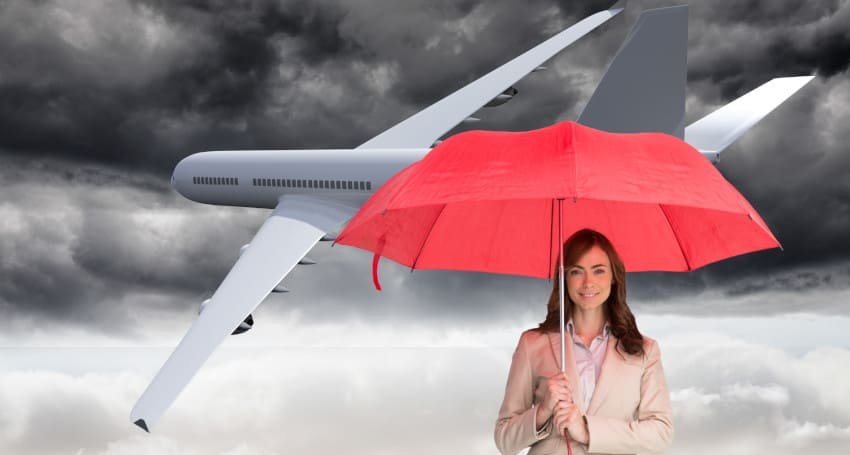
[0,152,269,331]
[0,0,374,171]
[686,0,849,100]
[1,1,849,332]
[0,0,632,172]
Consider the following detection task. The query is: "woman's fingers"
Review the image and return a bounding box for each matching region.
[549,384,572,404]
[553,401,580,436]
[556,372,572,391]
[536,372,575,414]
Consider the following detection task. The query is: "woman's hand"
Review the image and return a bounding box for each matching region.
[553,401,589,445]
[534,372,573,427]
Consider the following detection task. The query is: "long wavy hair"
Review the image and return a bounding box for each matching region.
[537,229,644,357]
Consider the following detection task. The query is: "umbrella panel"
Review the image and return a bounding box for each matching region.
[341,198,779,278]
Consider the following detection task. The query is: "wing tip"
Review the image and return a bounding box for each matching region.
[134,418,150,433]
[610,0,627,13]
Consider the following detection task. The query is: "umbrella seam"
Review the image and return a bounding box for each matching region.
[659,205,692,270]
[411,204,447,270]
[570,121,578,200]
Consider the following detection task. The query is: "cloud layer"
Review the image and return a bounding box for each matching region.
[2,322,849,454]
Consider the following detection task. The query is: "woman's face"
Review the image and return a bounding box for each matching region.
[566,244,613,311]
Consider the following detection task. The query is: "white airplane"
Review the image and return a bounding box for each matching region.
[131,2,813,432]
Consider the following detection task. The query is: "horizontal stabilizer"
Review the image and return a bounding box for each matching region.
[685,76,815,159]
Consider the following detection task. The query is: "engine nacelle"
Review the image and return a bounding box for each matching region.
[199,298,254,335]
[241,244,315,265]
[231,314,254,335]
[485,87,518,107]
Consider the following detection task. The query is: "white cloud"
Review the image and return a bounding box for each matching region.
[3,317,850,454]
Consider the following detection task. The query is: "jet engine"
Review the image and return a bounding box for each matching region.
[484,87,518,107]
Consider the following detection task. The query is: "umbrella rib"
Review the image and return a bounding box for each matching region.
[659,205,692,270]
[548,198,554,281]
[411,204,447,271]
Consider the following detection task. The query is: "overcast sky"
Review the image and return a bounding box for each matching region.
[1,0,849,454]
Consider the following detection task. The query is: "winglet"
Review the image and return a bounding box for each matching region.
[611,0,627,14]
[685,76,815,158]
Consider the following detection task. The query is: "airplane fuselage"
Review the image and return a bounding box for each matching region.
[171,148,430,209]
[171,146,720,210]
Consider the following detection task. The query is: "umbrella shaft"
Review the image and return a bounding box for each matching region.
[558,199,566,373]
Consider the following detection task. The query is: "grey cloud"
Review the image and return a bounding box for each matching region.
[0,153,266,331]
[1,1,849,333]
[0,0,637,171]
[0,0,371,169]
[686,0,849,100]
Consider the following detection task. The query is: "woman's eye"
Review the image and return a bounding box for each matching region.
[568,269,582,276]
[593,269,606,275]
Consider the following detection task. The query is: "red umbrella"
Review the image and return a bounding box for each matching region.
[337,120,779,279]
[335,120,779,454]
[338,117,780,353]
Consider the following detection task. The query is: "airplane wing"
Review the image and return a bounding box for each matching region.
[685,76,815,162]
[357,1,626,149]
[132,2,628,432]
[130,195,357,432]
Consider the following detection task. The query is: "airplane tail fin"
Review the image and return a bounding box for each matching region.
[578,5,688,137]
[684,76,815,162]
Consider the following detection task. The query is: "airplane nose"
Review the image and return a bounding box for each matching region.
[171,155,192,197]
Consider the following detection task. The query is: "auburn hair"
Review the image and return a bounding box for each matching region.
[537,228,644,357]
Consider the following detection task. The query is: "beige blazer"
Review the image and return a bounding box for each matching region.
[494,328,673,455]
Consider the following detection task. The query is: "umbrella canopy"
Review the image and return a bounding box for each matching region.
[336,120,779,281]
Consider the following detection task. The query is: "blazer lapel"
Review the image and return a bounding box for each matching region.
[547,331,583,411]
[586,335,623,415]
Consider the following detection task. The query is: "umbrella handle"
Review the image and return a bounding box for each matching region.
[372,252,382,291]
[372,235,387,291]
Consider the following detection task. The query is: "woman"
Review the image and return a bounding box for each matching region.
[494,229,673,455]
